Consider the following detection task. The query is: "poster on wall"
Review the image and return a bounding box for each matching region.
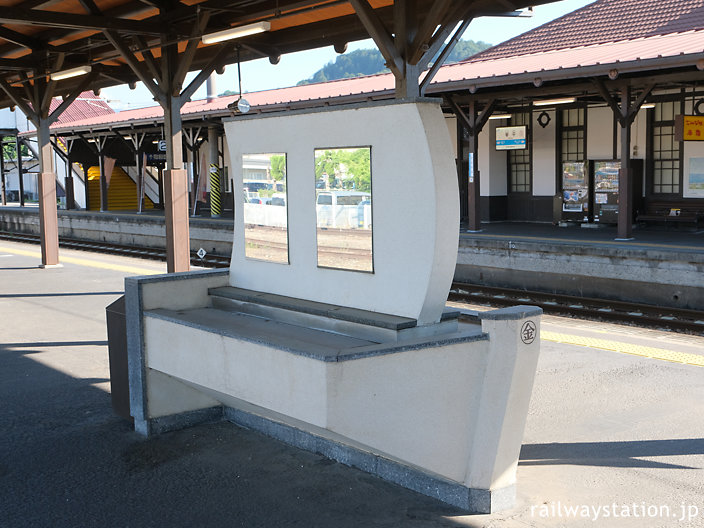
[686,157,704,198]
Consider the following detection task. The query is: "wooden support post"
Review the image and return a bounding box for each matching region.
[16,135,24,207]
[164,168,190,273]
[82,163,90,210]
[99,147,108,212]
[0,135,6,205]
[65,141,75,210]
[164,92,190,272]
[617,84,633,240]
[467,100,481,232]
[37,120,59,267]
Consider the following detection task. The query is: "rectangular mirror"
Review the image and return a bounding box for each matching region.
[242,153,289,263]
[314,147,373,272]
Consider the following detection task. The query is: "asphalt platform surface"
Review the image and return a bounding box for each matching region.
[1,240,703,528]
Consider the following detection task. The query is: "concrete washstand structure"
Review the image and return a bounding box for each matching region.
[125,100,543,512]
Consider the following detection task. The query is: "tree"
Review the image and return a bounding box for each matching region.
[314,148,371,192]
[297,40,492,85]
[270,154,286,182]
[2,139,28,160]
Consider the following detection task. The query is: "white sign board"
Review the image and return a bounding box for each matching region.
[496,126,527,150]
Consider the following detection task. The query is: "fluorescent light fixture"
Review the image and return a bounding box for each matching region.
[533,97,576,107]
[641,103,656,109]
[202,21,270,44]
[489,113,512,120]
[50,65,92,81]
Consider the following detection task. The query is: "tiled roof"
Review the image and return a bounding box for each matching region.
[433,29,704,88]
[48,74,395,132]
[48,91,114,125]
[473,0,704,61]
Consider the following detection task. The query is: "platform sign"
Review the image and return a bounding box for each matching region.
[675,115,704,141]
[496,125,527,150]
[146,152,166,166]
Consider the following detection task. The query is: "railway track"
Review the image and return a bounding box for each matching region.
[449,282,704,335]
[0,231,231,268]
[3,230,703,334]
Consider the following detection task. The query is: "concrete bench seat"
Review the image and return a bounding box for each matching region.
[146,305,480,362]
[208,286,461,342]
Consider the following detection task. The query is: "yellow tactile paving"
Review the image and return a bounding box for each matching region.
[542,330,704,367]
[0,245,162,276]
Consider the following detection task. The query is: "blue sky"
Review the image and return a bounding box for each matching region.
[101,0,594,111]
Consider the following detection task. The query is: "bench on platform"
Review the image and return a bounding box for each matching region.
[636,200,704,226]
[125,269,543,513]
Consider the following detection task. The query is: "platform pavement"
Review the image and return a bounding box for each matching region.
[1,240,703,528]
[461,221,704,253]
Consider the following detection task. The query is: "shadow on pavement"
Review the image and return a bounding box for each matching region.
[520,439,704,470]
[0,342,474,528]
[0,291,124,298]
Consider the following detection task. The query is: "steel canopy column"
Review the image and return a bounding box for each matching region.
[37,119,60,266]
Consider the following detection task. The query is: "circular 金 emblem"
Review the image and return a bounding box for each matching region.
[521,321,537,345]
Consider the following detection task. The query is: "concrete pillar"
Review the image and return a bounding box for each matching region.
[37,120,60,267]
[467,305,543,513]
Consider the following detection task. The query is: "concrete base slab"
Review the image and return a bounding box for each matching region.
[142,398,512,513]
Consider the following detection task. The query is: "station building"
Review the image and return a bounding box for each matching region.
[5,0,697,241]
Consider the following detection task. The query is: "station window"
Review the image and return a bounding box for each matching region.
[314,147,373,273]
[652,101,681,195]
[560,107,586,164]
[508,112,531,193]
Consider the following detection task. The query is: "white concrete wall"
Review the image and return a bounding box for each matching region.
[532,109,556,196]
[224,101,459,325]
[477,105,656,200]
[480,120,508,196]
[445,115,458,159]
[327,341,488,481]
[145,317,330,426]
[587,106,614,160]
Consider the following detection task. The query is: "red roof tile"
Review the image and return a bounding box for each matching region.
[472,0,704,60]
[433,29,704,87]
[49,91,114,125]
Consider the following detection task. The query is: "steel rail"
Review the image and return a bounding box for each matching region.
[4,230,702,334]
[0,231,231,268]
[450,282,704,335]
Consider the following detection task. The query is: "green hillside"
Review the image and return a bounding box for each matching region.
[297,40,491,86]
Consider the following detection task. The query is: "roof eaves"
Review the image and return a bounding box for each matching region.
[428,52,704,95]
